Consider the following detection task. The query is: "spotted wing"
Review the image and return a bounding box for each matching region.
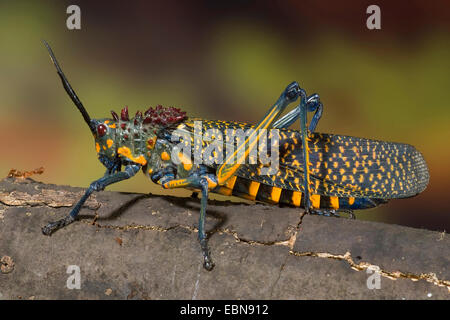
[176,119,429,199]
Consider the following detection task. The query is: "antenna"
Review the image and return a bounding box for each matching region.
[43,40,95,134]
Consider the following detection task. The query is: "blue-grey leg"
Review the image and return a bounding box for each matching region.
[42,164,140,235]
[198,177,214,270]
[272,91,323,213]
[154,168,217,271]
[272,93,323,132]
[297,91,313,212]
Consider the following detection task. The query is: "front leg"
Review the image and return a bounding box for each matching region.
[154,169,216,270]
[42,164,140,235]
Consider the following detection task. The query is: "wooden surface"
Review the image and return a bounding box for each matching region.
[0,177,448,299]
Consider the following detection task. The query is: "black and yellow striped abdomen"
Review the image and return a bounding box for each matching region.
[213,176,387,210]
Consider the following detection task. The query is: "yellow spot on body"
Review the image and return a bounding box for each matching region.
[95,143,100,153]
[248,181,260,198]
[178,152,193,171]
[270,187,282,203]
[148,168,153,174]
[330,196,339,210]
[348,197,355,205]
[161,151,171,161]
[311,195,320,209]
[108,123,116,129]
[292,191,302,207]
[117,146,147,165]
[107,139,114,148]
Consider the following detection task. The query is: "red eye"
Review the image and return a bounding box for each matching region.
[97,124,107,137]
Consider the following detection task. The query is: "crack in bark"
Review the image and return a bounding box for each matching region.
[289,250,450,293]
[82,218,298,248]
[83,217,449,293]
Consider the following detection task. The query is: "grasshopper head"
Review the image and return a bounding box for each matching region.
[92,118,118,170]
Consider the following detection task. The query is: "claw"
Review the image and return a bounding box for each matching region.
[200,238,214,271]
[41,216,75,235]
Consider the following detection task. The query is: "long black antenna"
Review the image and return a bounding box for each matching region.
[43,40,95,134]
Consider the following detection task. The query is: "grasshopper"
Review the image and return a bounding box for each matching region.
[41,42,429,270]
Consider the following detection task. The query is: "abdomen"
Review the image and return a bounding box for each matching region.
[213,176,387,210]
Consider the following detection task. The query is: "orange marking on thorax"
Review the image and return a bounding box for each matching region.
[178,152,193,171]
[161,151,171,161]
[117,146,147,165]
[107,139,114,148]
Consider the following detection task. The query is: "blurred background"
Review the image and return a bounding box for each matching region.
[0,0,449,231]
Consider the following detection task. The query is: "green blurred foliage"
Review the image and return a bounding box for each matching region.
[0,1,449,230]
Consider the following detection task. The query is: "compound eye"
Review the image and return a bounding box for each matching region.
[97,124,107,137]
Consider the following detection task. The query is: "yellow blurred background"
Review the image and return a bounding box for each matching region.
[0,0,449,231]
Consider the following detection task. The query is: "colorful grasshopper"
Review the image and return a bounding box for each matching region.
[42,42,429,270]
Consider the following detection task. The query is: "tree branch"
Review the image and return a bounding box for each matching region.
[0,177,448,299]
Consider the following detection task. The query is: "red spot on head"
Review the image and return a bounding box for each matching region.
[97,124,107,137]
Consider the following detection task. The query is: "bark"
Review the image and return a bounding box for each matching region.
[0,177,448,299]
